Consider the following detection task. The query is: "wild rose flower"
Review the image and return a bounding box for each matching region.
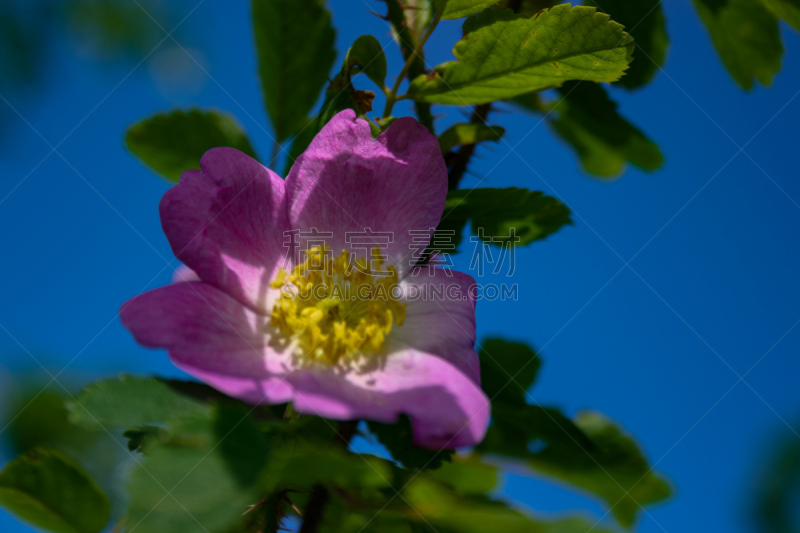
[121,110,490,448]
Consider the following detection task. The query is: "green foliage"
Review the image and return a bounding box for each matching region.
[368,416,454,470]
[67,375,212,429]
[439,122,505,153]
[252,0,337,142]
[407,5,634,105]
[693,0,783,90]
[547,81,663,178]
[441,0,500,19]
[0,448,110,533]
[585,0,669,89]
[478,338,541,401]
[125,405,268,533]
[126,109,258,182]
[752,428,800,532]
[759,0,800,31]
[345,35,388,89]
[440,188,572,250]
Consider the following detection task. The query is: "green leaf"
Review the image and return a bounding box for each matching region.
[429,456,499,495]
[252,0,336,141]
[367,415,454,470]
[759,0,800,31]
[440,188,572,250]
[0,449,110,533]
[344,35,388,89]
[528,411,671,528]
[439,123,505,153]
[585,0,668,89]
[403,477,617,533]
[441,0,499,19]
[126,109,258,182]
[67,375,211,430]
[548,81,663,178]
[478,338,541,402]
[692,0,782,90]
[125,405,268,533]
[407,5,634,105]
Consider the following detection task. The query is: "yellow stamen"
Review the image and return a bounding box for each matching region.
[269,245,406,367]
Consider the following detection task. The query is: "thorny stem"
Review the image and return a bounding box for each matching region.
[382,7,442,119]
[447,103,492,190]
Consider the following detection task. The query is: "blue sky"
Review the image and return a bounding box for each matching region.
[1,1,799,532]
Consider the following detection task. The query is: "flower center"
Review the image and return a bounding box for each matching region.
[269,244,406,367]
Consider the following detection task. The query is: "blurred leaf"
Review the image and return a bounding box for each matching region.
[67,375,211,430]
[753,428,800,532]
[345,35,388,89]
[4,390,93,455]
[441,0,499,19]
[692,0,782,90]
[547,81,663,178]
[403,477,616,533]
[440,188,572,251]
[439,123,505,154]
[252,0,336,141]
[585,0,668,89]
[0,448,110,533]
[66,0,164,58]
[499,0,560,16]
[407,5,633,105]
[367,416,454,470]
[533,412,670,527]
[263,445,392,493]
[478,338,541,402]
[760,0,800,30]
[126,109,258,182]
[126,405,268,533]
[429,455,499,495]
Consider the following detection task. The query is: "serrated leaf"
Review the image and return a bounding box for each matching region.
[67,375,211,430]
[441,0,499,19]
[439,123,505,153]
[407,5,634,105]
[548,81,663,178]
[126,405,268,533]
[345,35,388,89]
[440,188,572,251]
[252,0,336,141]
[367,416,454,470]
[0,449,110,533]
[126,109,258,182]
[759,0,800,31]
[585,0,668,89]
[692,0,782,90]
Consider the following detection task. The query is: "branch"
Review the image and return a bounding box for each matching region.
[447,103,492,190]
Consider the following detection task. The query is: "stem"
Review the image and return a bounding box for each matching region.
[297,485,329,533]
[447,103,491,190]
[382,8,442,119]
[297,421,357,532]
[269,138,281,167]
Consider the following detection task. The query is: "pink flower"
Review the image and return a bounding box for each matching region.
[121,110,490,449]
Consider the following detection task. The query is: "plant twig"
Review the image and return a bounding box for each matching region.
[447,103,491,190]
[384,0,435,131]
[382,6,442,119]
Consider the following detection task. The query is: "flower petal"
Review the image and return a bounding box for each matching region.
[285,110,447,276]
[389,268,480,384]
[120,281,295,403]
[287,349,490,449]
[160,148,289,313]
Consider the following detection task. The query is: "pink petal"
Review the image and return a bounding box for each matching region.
[160,148,289,313]
[287,349,490,449]
[120,281,489,448]
[389,268,480,384]
[171,265,199,283]
[284,110,447,276]
[120,282,295,403]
